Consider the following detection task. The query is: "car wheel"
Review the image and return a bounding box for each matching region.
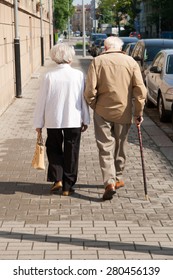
[145,95,154,108]
[158,95,167,122]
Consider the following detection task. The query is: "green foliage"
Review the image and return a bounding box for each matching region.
[97,0,142,29]
[75,42,89,49]
[53,0,75,32]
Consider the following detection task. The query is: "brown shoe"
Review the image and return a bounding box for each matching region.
[50,181,62,192]
[115,181,125,190]
[103,184,116,201]
[62,188,75,196]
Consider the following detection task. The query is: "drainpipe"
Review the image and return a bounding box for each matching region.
[14,0,22,98]
[48,0,52,49]
[82,0,86,57]
[40,0,44,66]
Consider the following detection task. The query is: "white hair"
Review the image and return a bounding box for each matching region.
[50,43,75,64]
[104,36,124,50]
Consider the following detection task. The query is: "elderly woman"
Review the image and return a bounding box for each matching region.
[34,43,90,196]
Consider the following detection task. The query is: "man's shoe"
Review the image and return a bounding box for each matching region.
[50,181,62,192]
[103,184,116,201]
[62,188,75,196]
[115,181,125,190]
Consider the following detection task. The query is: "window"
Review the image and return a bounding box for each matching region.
[166,55,173,74]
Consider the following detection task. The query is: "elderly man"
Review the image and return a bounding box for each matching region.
[84,36,147,200]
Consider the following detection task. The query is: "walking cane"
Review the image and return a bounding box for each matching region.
[137,123,148,200]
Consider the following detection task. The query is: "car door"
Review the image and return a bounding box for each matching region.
[147,53,164,103]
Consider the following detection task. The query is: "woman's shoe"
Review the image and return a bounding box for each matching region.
[50,181,62,192]
[62,188,75,196]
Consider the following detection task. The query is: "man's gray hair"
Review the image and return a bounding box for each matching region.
[104,36,124,50]
[50,43,75,64]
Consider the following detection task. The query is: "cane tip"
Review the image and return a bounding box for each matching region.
[145,194,149,201]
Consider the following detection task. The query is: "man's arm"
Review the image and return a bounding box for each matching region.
[132,62,147,122]
[84,61,97,110]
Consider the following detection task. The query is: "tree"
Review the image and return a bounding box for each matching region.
[147,0,173,32]
[53,0,75,32]
[97,0,141,32]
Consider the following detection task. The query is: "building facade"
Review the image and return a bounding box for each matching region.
[0,0,53,116]
[71,4,92,34]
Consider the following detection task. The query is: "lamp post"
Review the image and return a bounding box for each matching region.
[82,0,86,57]
[48,0,52,49]
[14,0,22,97]
[67,0,70,40]
[40,0,44,66]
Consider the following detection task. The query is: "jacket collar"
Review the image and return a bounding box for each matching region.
[56,63,71,69]
[101,49,125,55]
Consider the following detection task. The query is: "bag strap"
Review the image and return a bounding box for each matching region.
[37,132,44,145]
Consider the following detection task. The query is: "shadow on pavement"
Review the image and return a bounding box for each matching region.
[0,182,103,202]
[0,230,172,257]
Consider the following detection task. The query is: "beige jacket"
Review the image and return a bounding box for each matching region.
[84,49,147,124]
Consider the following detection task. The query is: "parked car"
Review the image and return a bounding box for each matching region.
[74,31,81,37]
[120,37,139,51]
[88,38,105,57]
[88,33,107,55]
[145,49,173,122]
[131,39,173,82]
[172,102,173,127]
[129,31,141,39]
[124,42,137,56]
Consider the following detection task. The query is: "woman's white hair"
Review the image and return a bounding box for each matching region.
[104,36,124,50]
[50,43,75,64]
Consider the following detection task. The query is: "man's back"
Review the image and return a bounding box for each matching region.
[85,50,146,124]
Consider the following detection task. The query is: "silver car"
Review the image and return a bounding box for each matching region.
[145,49,173,122]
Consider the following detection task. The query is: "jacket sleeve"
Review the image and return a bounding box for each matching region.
[84,60,97,110]
[132,62,147,117]
[33,74,49,128]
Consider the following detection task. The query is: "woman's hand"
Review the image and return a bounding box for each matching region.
[81,123,88,132]
[36,128,42,134]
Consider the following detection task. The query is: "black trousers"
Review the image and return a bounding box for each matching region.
[46,128,81,191]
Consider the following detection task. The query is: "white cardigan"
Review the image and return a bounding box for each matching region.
[34,64,90,129]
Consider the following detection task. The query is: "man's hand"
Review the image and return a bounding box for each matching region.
[135,116,143,126]
[81,123,88,132]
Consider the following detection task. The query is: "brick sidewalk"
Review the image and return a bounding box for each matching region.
[0,54,173,260]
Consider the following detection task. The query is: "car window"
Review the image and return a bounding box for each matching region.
[94,39,104,46]
[157,54,164,68]
[144,49,147,60]
[152,53,164,67]
[166,55,173,74]
[90,34,107,41]
[132,42,143,59]
[124,44,130,54]
[145,46,164,62]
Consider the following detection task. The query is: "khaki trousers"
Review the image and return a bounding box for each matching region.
[94,112,131,187]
